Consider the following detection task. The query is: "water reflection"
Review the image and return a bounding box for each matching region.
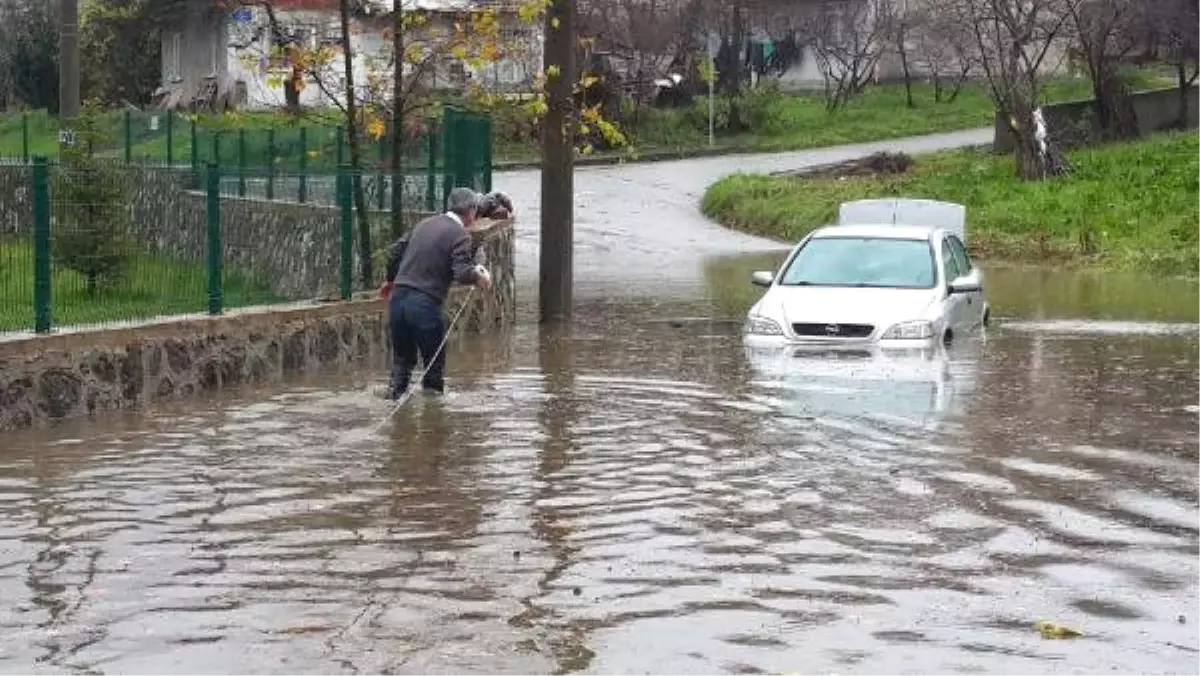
[0,259,1196,674]
[745,340,982,428]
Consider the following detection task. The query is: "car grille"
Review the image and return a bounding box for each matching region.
[791,322,875,339]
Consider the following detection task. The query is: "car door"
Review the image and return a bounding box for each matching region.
[939,237,966,333]
[946,234,983,328]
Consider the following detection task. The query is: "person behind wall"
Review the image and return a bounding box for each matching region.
[379,187,492,399]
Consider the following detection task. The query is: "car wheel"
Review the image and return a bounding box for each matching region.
[981,307,990,327]
[942,329,954,345]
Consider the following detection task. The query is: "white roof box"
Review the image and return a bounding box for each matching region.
[838,198,967,243]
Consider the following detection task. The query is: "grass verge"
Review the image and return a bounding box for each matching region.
[700,132,1199,276]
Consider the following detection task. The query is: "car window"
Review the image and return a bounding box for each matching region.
[947,235,973,274]
[941,239,962,283]
[779,237,936,289]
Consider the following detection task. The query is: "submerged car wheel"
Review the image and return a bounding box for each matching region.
[982,307,991,327]
[943,329,954,345]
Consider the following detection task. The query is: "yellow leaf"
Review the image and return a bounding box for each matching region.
[366,118,386,140]
[551,16,560,29]
[580,75,600,89]
[546,64,561,78]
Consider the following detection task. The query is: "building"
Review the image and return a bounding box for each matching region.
[155,0,544,111]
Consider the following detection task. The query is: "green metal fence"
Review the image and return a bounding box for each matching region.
[0,106,493,334]
[1,108,494,205]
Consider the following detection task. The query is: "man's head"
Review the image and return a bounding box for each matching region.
[447,187,480,227]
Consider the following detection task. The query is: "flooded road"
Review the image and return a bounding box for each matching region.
[2,135,1198,674]
[2,261,1196,674]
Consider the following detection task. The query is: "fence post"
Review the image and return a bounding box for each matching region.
[165,110,174,167]
[32,156,51,334]
[441,107,454,210]
[298,127,308,203]
[205,163,223,315]
[481,115,493,193]
[237,129,247,197]
[21,113,30,164]
[266,128,276,201]
[211,132,221,170]
[425,129,437,211]
[376,132,386,211]
[190,118,199,186]
[338,164,353,300]
[124,110,132,164]
[336,125,345,165]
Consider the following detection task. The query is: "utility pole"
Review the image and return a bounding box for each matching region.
[58,0,80,121]
[539,0,575,323]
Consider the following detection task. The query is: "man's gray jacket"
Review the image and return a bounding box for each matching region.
[385,213,483,305]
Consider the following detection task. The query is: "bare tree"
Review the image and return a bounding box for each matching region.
[1063,0,1143,140]
[802,0,893,111]
[911,0,978,103]
[1148,0,1198,126]
[956,0,1073,178]
[891,0,918,107]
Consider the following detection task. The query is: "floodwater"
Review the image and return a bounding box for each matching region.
[2,259,1196,675]
[2,138,1199,674]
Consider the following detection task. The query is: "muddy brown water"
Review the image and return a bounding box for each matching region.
[2,257,1196,675]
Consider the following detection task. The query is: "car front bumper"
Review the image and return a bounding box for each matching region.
[743,332,943,353]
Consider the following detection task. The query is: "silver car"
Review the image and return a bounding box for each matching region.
[743,199,989,349]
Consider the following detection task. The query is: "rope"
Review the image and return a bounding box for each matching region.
[373,286,477,433]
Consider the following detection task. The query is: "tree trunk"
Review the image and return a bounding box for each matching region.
[338,0,373,288]
[1091,64,1139,140]
[1178,62,1191,127]
[896,22,914,108]
[1007,104,1071,180]
[390,7,406,239]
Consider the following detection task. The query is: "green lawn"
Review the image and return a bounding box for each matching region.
[0,242,281,331]
[700,132,1199,276]
[1,71,1172,169]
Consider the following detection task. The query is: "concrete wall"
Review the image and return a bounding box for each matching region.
[0,216,515,432]
[993,86,1199,152]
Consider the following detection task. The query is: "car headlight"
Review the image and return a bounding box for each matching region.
[744,315,784,336]
[881,320,934,340]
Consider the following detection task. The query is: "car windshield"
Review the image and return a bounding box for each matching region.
[779,236,936,289]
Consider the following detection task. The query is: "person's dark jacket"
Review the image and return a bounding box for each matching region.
[384,213,481,305]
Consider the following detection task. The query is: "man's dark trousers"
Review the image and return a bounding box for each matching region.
[388,287,446,396]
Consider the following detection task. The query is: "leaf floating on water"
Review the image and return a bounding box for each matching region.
[1035,620,1082,639]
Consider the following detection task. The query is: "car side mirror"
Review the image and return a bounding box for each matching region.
[948,276,981,294]
[751,271,774,288]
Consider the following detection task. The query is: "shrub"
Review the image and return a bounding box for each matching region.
[52,102,134,296]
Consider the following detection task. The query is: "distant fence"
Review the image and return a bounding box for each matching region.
[993,86,1199,152]
[0,106,493,205]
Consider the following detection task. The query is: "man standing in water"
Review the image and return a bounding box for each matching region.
[380,187,492,399]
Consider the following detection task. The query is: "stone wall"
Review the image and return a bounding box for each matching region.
[993,86,1199,152]
[0,216,514,432]
[0,300,388,431]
